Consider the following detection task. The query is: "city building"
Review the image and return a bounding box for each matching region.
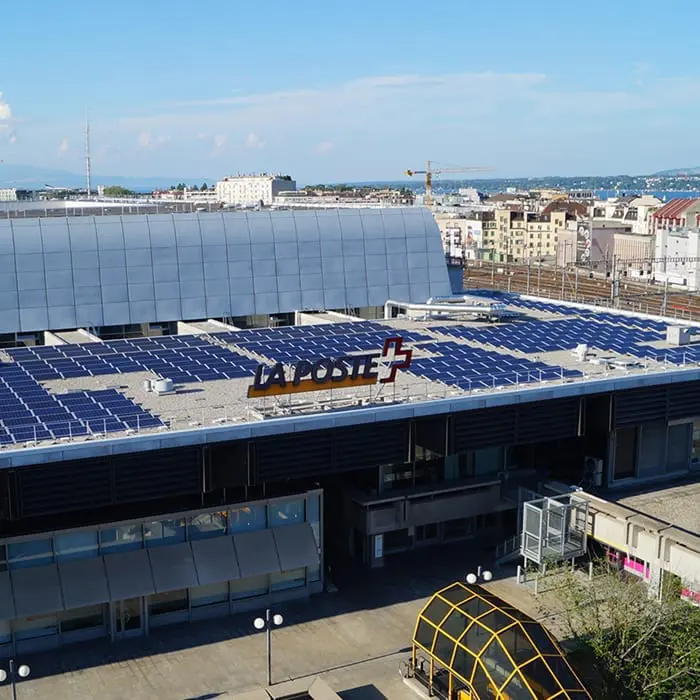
[0,188,34,202]
[434,212,488,261]
[272,187,413,209]
[654,227,700,290]
[0,209,699,657]
[651,197,700,232]
[215,175,296,207]
[479,210,571,262]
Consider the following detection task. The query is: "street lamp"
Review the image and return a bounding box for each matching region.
[0,660,31,700]
[253,608,284,686]
[466,566,493,585]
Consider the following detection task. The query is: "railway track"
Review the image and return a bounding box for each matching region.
[461,262,700,321]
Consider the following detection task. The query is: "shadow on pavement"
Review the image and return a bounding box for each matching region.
[338,684,388,700]
[20,540,502,682]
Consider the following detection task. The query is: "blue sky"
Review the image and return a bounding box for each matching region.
[1,0,699,182]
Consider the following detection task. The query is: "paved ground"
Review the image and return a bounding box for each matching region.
[4,543,545,700]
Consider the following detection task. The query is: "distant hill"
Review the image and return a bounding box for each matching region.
[653,167,700,176]
[0,163,210,191]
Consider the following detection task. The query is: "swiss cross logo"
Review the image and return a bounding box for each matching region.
[378,337,413,384]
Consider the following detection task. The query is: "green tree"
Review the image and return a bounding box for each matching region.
[543,563,700,699]
[102,185,135,197]
[200,182,208,191]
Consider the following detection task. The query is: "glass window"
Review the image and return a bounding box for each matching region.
[520,658,561,698]
[474,446,503,476]
[433,631,456,666]
[481,637,515,690]
[229,504,266,533]
[452,646,476,685]
[12,613,58,640]
[149,589,188,616]
[60,604,106,633]
[692,419,700,462]
[7,538,53,569]
[188,512,227,540]
[438,585,472,606]
[230,574,268,600]
[470,661,496,698]
[100,524,142,553]
[307,493,321,548]
[270,567,305,592]
[144,518,185,548]
[422,598,452,625]
[307,565,321,583]
[668,422,691,470]
[498,626,538,665]
[414,619,437,651]
[441,609,471,641]
[55,531,99,561]
[461,621,492,655]
[503,673,536,699]
[614,426,637,479]
[269,499,304,527]
[460,596,492,619]
[541,656,582,691]
[190,581,229,608]
[478,609,515,633]
[521,623,558,656]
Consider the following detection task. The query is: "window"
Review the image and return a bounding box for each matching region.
[55,531,99,561]
[691,419,700,463]
[229,504,267,533]
[144,518,185,548]
[100,524,142,553]
[668,422,691,471]
[307,493,321,550]
[188,512,227,540]
[269,499,304,527]
[7,538,53,569]
[12,613,58,640]
[149,589,188,616]
[614,427,637,479]
[61,604,106,633]
[270,567,305,592]
[230,574,268,599]
[190,581,229,608]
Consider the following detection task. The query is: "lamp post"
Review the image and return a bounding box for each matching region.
[465,567,493,585]
[0,660,31,700]
[253,608,284,686]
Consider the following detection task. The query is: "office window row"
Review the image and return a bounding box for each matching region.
[3,493,319,569]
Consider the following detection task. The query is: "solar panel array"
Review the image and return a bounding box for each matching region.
[0,364,162,445]
[219,321,432,363]
[409,341,581,390]
[5,335,259,384]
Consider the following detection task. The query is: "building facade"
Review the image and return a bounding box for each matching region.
[215,175,296,206]
[654,228,700,290]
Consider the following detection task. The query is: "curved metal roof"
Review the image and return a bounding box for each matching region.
[0,207,450,334]
[413,582,591,699]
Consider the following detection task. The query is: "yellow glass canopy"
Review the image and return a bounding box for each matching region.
[412,582,591,699]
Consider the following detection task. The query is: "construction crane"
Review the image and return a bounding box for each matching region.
[405,160,493,205]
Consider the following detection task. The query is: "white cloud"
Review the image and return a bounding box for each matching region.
[244,132,265,149]
[210,133,228,158]
[58,137,69,154]
[0,92,11,120]
[314,140,334,155]
[137,131,153,149]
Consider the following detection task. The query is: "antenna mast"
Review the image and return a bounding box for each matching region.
[85,115,92,196]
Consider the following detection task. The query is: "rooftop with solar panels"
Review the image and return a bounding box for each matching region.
[2,290,700,452]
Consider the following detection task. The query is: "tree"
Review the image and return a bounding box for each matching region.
[541,562,700,699]
[102,185,135,197]
[200,182,208,191]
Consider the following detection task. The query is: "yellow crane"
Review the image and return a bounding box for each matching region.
[405,160,493,205]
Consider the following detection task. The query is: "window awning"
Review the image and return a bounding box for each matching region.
[148,542,199,593]
[0,572,15,620]
[272,522,320,571]
[233,529,281,578]
[58,557,110,610]
[11,564,64,617]
[104,549,155,600]
[191,536,241,584]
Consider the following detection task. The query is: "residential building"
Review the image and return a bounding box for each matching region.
[215,174,296,207]
[0,188,33,202]
[592,194,663,237]
[652,197,700,232]
[434,212,488,260]
[480,209,570,262]
[654,227,700,290]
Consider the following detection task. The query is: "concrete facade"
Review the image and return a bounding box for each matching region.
[216,176,297,207]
